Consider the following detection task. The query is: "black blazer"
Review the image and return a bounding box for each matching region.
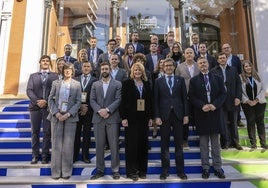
[211,65,242,111]
[145,53,164,73]
[75,75,97,120]
[26,71,58,111]
[188,72,226,135]
[154,75,189,121]
[120,79,152,123]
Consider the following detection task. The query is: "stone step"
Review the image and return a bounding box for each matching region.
[0,165,261,187]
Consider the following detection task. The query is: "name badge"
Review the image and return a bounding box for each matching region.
[81,92,87,103]
[137,99,145,111]
[60,101,68,113]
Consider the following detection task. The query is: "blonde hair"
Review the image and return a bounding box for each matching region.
[78,48,88,62]
[130,62,148,81]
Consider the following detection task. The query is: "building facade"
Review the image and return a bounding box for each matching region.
[0,0,267,96]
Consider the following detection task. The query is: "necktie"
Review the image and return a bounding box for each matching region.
[204,74,210,92]
[42,72,48,84]
[90,48,94,63]
[168,76,172,94]
[83,75,88,87]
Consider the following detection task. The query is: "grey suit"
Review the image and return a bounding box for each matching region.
[47,79,81,178]
[26,71,58,159]
[112,68,128,82]
[175,61,199,92]
[90,78,122,173]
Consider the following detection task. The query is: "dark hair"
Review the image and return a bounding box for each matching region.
[100,62,110,69]
[107,39,116,45]
[39,55,51,63]
[241,60,261,83]
[216,52,226,59]
[163,58,176,67]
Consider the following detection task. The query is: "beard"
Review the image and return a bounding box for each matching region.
[65,51,71,56]
[101,72,110,78]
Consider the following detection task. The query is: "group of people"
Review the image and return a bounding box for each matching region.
[26,31,267,181]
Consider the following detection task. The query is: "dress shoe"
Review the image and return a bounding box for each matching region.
[221,144,229,149]
[62,176,70,180]
[30,157,38,164]
[160,172,169,180]
[52,176,60,180]
[112,172,120,180]
[261,144,268,149]
[234,143,243,150]
[250,145,257,149]
[214,169,226,179]
[202,169,210,179]
[177,173,187,180]
[41,158,48,164]
[139,172,147,179]
[128,174,138,181]
[90,171,104,180]
[82,157,91,164]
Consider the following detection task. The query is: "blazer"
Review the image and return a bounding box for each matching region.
[154,75,189,121]
[188,72,226,135]
[87,47,104,63]
[61,55,77,64]
[241,77,266,104]
[26,71,58,111]
[120,79,152,123]
[112,68,128,82]
[162,47,170,58]
[126,42,145,54]
[194,53,217,70]
[190,44,199,57]
[114,47,125,57]
[98,52,123,68]
[90,78,122,124]
[47,79,82,123]
[175,61,199,92]
[211,65,242,111]
[145,53,164,73]
[230,55,242,74]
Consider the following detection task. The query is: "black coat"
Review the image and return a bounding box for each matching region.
[211,65,242,111]
[188,72,226,135]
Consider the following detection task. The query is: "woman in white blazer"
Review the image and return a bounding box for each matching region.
[240,60,268,149]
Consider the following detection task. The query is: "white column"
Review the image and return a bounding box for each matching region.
[252,0,268,93]
[18,0,45,95]
[0,0,13,94]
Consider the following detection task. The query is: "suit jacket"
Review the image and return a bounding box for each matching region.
[114,47,125,57]
[188,72,226,135]
[145,53,164,73]
[75,75,97,118]
[230,55,242,74]
[175,61,199,92]
[162,47,170,58]
[194,53,217,70]
[154,75,189,121]
[190,44,199,57]
[26,71,58,111]
[112,68,128,82]
[120,79,152,123]
[211,65,242,111]
[47,79,82,123]
[98,52,123,68]
[90,78,122,124]
[126,42,145,54]
[61,55,77,64]
[87,47,104,63]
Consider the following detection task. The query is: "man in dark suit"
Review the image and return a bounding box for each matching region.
[222,43,244,127]
[90,62,122,180]
[188,57,226,179]
[194,43,217,70]
[114,35,125,57]
[73,62,97,163]
[190,33,200,58]
[110,54,128,82]
[145,43,164,73]
[26,55,58,164]
[154,58,189,180]
[125,32,145,54]
[211,52,243,150]
[87,37,104,77]
[62,44,77,64]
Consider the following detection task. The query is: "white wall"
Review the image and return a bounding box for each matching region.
[252,0,268,94]
[18,0,45,95]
